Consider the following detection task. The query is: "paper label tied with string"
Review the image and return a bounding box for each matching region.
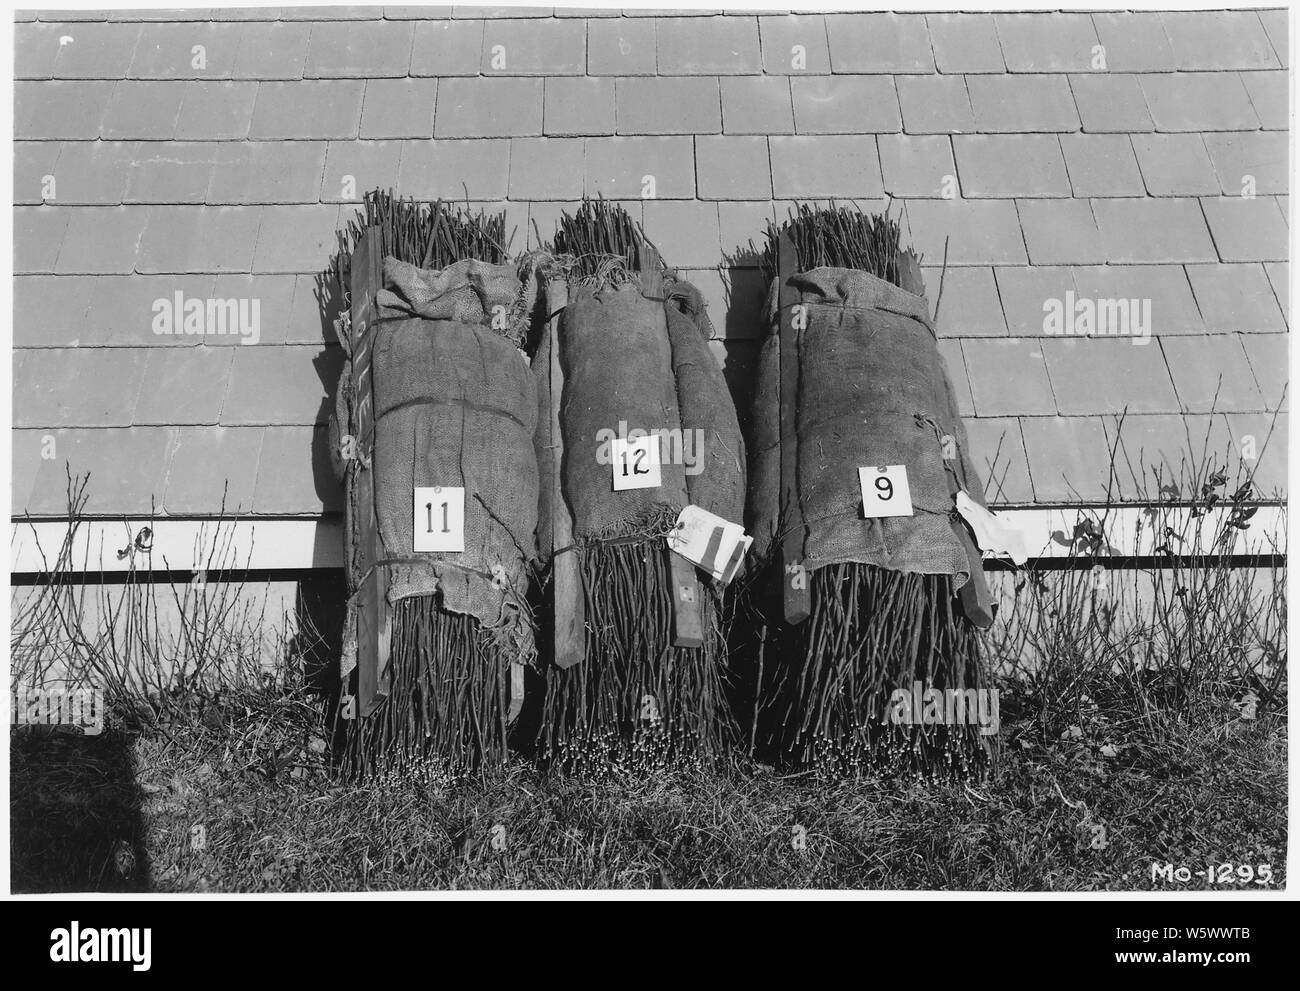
[667,505,752,585]
[955,490,1031,566]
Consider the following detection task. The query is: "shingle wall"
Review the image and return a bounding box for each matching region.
[11,7,1290,519]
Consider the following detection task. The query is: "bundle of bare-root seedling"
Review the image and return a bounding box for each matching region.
[532,200,747,773]
[745,204,998,779]
[329,191,539,779]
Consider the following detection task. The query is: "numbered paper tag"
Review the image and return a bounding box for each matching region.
[859,465,914,519]
[666,505,752,585]
[611,435,662,491]
[414,486,465,552]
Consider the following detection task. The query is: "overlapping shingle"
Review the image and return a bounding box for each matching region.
[758,14,829,75]
[994,266,1075,337]
[586,16,655,75]
[1201,196,1289,263]
[720,76,793,135]
[1139,73,1260,132]
[790,76,900,134]
[616,76,721,134]
[1186,264,1288,334]
[824,12,932,74]
[877,134,955,199]
[995,13,1100,73]
[694,136,771,201]
[926,13,1003,74]
[769,135,882,199]
[656,15,761,75]
[897,75,976,134]
[585,135,694,198]
[963,418,1032,503]
[360,78,439,139]
[306,19,414,78]
[1043,337,1181,415]
[396,138,509,200]
[927,267,1006,337]
[230,20,309,80]
[1089,11,1177,72]
[903,199,1027,266]
[962,338,1057,416]
[1068,74,1154,133]
[11,9,1289,517]
[1058,134,1145,197]
[1019,199,1106,265]
[22,427,178,516]
[953,134,1070,197]
[480,16,584,75]
[1160,10,1281,72]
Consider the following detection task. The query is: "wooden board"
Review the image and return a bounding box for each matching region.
[350,228,392,717]
[667,549,705,648]
[548,278,586,670]
[896,247,926,298]
[636,242,706,648]
[355,567,390,716]
[508,661,525,724]
[777,232,812,624]
[636,241,663,296]
[954,521,997,629]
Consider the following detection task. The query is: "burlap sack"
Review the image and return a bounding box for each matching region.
[381,256,525,336]
[748,266,986,584]
[532,318,557,559]
[663,280,746,526]
[534,276,746,551]
[549,283,689,540]
[341,256,539,655]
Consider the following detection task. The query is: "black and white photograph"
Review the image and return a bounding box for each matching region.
[3,0,1293,938]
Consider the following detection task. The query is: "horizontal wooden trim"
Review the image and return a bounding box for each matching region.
[10,519,344,574]
[9,504,1286,575]
[997,505,1287,561]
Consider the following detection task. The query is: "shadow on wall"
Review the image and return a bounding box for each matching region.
[10,727,150,893]
[305,266,351,737]
[291,570,348,755]
[720,245,768,443]
[301,263,350,722]
[309,270,348,523]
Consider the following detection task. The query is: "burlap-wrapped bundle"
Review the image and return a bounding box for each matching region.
[532,201,746,771]
[331,196,537,775]
[368,255,538,628]
[746,207,996,777]
[749,267,987,574]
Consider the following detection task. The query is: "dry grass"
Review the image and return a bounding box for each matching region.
[10,679,1285,892]
[9,404,1286,892]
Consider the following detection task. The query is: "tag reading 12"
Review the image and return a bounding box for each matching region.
[611,435,662,491]
[859,465,914,519]
[414,486,465,552]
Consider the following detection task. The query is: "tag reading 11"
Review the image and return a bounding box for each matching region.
[859,465,914,519]
[414,486,465,552]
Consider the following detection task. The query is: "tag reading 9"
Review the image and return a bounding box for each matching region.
[858,465,914,519]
